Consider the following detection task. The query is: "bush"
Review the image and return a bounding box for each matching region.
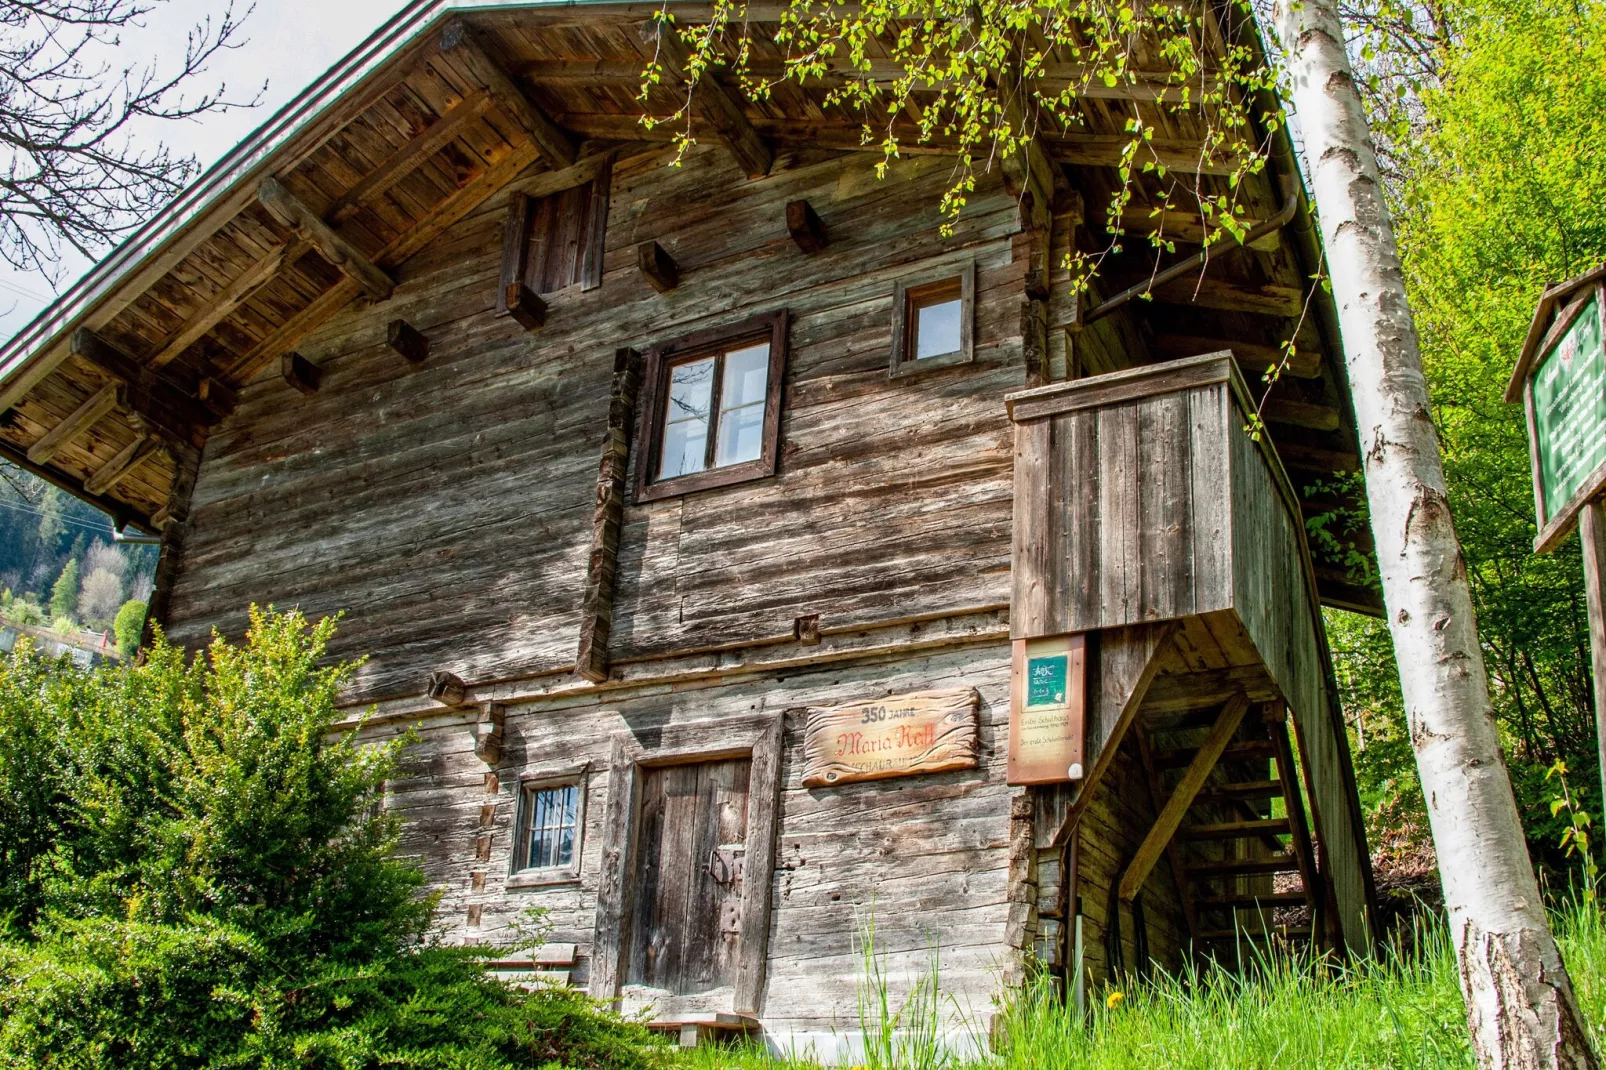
[0,608,666,1069]
[48,560,76,623]
[112,600,145,658]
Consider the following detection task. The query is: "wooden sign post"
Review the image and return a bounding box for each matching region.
[800,688,979,788]
[1007,633,1087,784]
[1508,266,1606,805]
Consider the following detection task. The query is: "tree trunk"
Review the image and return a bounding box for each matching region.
[1272,2,1598,1066]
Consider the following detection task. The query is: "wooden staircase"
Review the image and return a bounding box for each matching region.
[1126,696,1329,960]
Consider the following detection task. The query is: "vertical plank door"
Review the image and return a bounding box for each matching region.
[627,758,752,996]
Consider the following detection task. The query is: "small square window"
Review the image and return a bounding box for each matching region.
[514,781,583,877]
[635,311,790,503]
[891,261,976,377]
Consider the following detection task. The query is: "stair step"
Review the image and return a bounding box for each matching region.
[1183,818,1291,841]
[1186,853,1299,877]
[1198,925,1313,941]
[1194,891,1309,908]
[1155,740,1276,769]
[1194,779,1283,803]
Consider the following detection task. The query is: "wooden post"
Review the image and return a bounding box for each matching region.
[1581,500,1606,808]
[575,348,641,682]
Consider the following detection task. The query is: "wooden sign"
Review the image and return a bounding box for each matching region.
[801,688,979,787]
[1008,633,1087,785]
[1520,282,1606,553]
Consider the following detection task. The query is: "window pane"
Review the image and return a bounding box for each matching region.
[524,784,579,870]
[717,402,766,467]
[914,296,963,359]
[660,357,714,479]
[722,344,770,408]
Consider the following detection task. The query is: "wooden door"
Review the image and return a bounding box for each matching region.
[627,758,751,996]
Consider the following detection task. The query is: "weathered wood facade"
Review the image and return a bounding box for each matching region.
[0,1,1378,1055]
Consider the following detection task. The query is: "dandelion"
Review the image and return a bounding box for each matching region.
[1106,990,1125,1009]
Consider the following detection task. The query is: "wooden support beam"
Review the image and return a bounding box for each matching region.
[646,24,772,180]
[1262,397,1341,432]
[386,319,429,363]
[498,191,535,319]
[1119,692,1249,901]
[504,282,547,330]
[637,241,679,293]
[196,376,237,420]
[257,178,394,300]
[1150,334,1320,380]
[1154,737,1275,769]
[1134,720,1199,943]
[27,381,122,465]
[1118,207,1275,249]
[1151,277,1305,317]
[327,89,494,223]
[576,348,642,682]
[149,242,296,368]
[786,199,827,253]
[84,427,161,495]
[1186,854,1299,877]
[427,670,468,706]
[439,19,576,168]
[281,352,322,395]
[69,328,212,445]
[1266,701,1326,939]
[1181,817,1290,841]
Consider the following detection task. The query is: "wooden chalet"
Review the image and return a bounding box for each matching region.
[0,0,1379,1054]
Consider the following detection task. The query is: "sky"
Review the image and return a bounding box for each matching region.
[0,0,411,342]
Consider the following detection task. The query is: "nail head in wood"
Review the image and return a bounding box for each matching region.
[637,240,679,293]
[504,281,547,330]
[281,352,322,396]
[386,319,430,363]
[786,199,827,253]
[426,669,468,706]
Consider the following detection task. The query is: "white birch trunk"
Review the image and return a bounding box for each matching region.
[1272,1,1598,1066]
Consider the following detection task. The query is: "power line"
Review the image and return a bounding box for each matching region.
[0,496,115,536]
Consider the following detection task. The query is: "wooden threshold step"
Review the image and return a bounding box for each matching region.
[646,1013,760,1049]
[1183,817,1290,841]
[1195,779,1283,803]
[1155,739,1276,769]
[1186,853,1299,877]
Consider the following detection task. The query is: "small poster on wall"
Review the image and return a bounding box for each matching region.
[1008,633,1087,784]
[800,688,980,787]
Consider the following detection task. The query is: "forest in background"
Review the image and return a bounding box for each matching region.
[0,466,156,656]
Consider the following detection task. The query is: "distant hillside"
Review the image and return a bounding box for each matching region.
[0,464,157,638]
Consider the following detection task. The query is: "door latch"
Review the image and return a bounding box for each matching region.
[707,844,745,886]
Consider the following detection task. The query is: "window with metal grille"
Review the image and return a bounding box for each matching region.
[517,782,580,872]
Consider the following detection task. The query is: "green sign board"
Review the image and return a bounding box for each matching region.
[1531,289,1606,536]
[1025,654,1068,707]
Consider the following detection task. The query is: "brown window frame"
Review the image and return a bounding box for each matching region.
[889,259,976,377]
[508,773,587,887]
[633,309,790,504]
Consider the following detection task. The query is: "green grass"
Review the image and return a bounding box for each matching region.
[677,902,1606,1069]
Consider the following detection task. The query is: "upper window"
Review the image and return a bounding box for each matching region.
[513,779,584,881]
[890,261,976,376]
[635,310,790,503]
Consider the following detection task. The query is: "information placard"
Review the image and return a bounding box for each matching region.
[1008,633,1087,785]
[800,688,979,788]
[1527,285,1606,551]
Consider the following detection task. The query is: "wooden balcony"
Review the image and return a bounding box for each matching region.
[1007,352,1376,955]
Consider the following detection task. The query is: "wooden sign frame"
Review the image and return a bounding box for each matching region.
[1519,281,1606,554]
[800,688,979,788]
[1008,633,1088,785]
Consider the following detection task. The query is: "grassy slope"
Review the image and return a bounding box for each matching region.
[675,904,1606,1069]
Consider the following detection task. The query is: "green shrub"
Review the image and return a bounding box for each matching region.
[48,560,76,623]
[111,600,145,658]
[0,608,667,1070]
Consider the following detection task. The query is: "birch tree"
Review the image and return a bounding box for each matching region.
[1273,0,1597,1064]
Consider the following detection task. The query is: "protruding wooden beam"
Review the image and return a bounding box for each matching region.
[68,329,211,445]
[386,319,429,363]
[1150,334,1321,379]
[149,242,296,368]
[1119,692,1250,901]
[281,352,322,396]
[427,670,468,706]
[473,702,506,765]
[637,241,679,293]
[646,24,772,180]
[786,199,828,253]
[576,349,641,683]
[85,428,162,495]
[439,19,576,168]
[504,282,547,330]
[1119,207,1275,250]
[257,178,395,300]
[1151,277,1305,317]
[196,376,237,420]
[27,381,122,465]
[327,89,494,223]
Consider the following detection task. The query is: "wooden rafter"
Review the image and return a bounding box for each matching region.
[26,381,122,465]
[645,24,773,180]
[1119,692,1249,901]
[1150,334,1321,379]
[326,89,494,223]
[257,178,395,300]
[70,328,214,445]
[148,241,298,368]
[440,19,576,169]
[84,426,161,495]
